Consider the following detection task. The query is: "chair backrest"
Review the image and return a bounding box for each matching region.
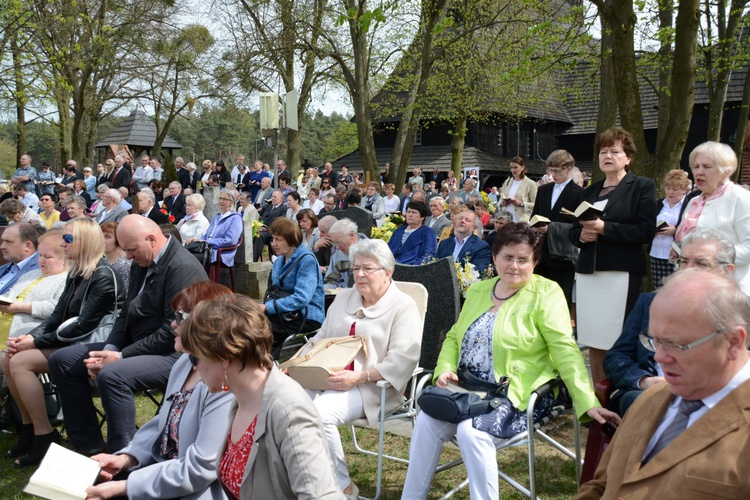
[393,257,460,371]
[330,207,373,237]
[394,281,428,319]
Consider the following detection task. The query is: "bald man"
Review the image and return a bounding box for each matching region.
[48,215,207,455]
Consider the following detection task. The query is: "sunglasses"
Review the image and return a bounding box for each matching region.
[62,234,74,243]
[175,309,190,326]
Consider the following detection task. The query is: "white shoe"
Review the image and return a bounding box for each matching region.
[344,482,359,500]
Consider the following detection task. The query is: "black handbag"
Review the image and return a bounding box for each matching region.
[418,367,509,423]
[185,240,211,268]
[264,254,315,336]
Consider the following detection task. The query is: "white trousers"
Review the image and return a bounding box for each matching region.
[401,412,509,499]
[306,387,365,490]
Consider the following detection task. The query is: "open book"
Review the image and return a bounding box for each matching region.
[529,215,551,228]
[23,443,101,500]
[560,201,603,221]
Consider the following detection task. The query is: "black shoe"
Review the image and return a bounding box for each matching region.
[14,429,62,467]
[6,424,33,458]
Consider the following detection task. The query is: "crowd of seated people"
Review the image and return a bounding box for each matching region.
[7,145,750,499]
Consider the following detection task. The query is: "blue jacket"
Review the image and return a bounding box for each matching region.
[266,245,325,325]
[435,234,492,273]
[387,225,436,265]
[603,292,657,414]
[0,253,40,295]
[203,212,243,266]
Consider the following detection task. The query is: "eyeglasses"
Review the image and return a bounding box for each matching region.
[498,255,532,266]
[351,266,384,275]
[639,329,725,354]
[175,309,190,326]
[62,234,74,243]
[668,256,729,270]
[219,197,233,202]
[548,168,566,174]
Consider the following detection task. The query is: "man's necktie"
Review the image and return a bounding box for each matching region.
[643,398,703,463]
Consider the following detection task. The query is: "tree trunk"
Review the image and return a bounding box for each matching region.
[594,13,617,183]
[654,0,673,155]
[11,36,25,162]
[653,0,700,182]
[607,0,650,174]
[450,107,468,175]
[705,0,745,141]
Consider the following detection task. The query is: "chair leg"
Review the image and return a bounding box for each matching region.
[229,268,235,291]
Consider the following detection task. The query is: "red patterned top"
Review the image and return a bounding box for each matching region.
[219,414,259,499]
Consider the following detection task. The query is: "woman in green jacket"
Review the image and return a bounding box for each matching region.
[402,223,621,499]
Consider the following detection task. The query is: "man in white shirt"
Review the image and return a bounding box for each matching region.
[230,155,246,180]
[577,270,750,498]
[12,183,39,209]
[150,158,164,182]
[132,155,153,191]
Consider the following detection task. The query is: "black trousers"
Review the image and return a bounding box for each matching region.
[48,343,178,453]
[535,260,576,311]
[268,313,321,359]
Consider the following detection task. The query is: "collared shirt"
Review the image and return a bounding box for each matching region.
[550,178,572,209]
[452,235,469,262]
[0,252,37,292]
[138,236,172,295]
[642,356,750,461]
[12,166,37,193]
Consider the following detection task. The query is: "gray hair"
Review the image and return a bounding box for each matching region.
[186,162,197,172]
[349,238,395,272]
[318,215,338,232]
[493,209,513,222]
[464,178,476,189]
[430,196,445,205]
[169,181,181,189]
[661,270,750,341]
[681,229,736,265]
[221,188,237,205]
[186,193,205,211]
[570,167,584,186]
[139,187,156,205]
[66,195,86,210]
[175,157,184,163]
[106,188,122,203]
[97,184,109,194]
[329,218,358,237]
[689,141,737,177]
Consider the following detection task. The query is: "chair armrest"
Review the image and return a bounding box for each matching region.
[595,379,614,406]
[533,378,562,399]
[376,367,423,389]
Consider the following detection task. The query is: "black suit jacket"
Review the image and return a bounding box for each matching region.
[532,180,584,267]
[164,194,186,222]
[261,204,287,227]
[109,167,131,191]
[106,237,207,357]
[570,171,657,274]
[176,168,191,190]
[146,208,169,225]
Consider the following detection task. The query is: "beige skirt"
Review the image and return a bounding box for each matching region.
[575,271,629,350]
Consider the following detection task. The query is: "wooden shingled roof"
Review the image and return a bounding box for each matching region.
[332,145,547,176]
[94,108,182,149]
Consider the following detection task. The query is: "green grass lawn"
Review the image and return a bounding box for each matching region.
[0,394,586,500]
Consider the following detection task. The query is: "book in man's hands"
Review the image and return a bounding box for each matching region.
[529,215,551,228]
[560,201,603,221]
[656,219,669,230]
[23,443,101,500]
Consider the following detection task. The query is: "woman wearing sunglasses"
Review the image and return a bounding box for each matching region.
[85,281,234,500]
[2,218,125,466]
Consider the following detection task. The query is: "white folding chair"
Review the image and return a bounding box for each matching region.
[414,375,583,500]
[347,281,428,500]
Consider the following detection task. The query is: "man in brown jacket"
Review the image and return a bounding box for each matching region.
[576,269,750,499]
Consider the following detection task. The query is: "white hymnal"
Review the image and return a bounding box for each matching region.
[23,443,101,500]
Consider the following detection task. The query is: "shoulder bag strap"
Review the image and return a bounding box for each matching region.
[80,265,118,325]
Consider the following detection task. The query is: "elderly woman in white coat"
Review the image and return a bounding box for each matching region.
[675,141,750,294]
[177,194,210,245]
[85,281,235,500]
[307,239,423,499]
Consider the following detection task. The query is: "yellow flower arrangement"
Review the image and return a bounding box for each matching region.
[370,214,405,242]
[251,219,263,239]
